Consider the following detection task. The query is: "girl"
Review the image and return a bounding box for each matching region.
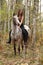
[18,9,28,43]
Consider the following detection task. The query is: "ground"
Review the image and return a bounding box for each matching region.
[0,33,43,65]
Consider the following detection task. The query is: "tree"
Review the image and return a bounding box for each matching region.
[25,0,31,26]
[0,0,7,33]
[32,0,40,65]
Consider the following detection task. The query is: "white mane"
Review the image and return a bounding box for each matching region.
[13,15,21,25]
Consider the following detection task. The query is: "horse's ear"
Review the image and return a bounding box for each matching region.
[13,13,16,16]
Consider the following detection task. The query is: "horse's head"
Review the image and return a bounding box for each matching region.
[13,15,20,26]
[13,15,17,25]
[13,15,21,26]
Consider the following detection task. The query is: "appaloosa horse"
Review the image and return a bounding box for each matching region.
[11,15,31,55]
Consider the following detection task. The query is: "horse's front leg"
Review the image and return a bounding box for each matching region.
[24,42,28,56]
[21,41,24,51]
[18,39,21,55]
[18,44,20,55]
[14,41,16,55]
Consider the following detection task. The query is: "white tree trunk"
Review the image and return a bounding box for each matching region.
[0,0,1,32]
[4,21,6,33]
[8,0,11,32]
[11,0,16,30]
[32,0,40,65]
[25,0,30,26]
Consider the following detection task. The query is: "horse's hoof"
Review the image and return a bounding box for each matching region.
[6,41,11,44]
[14,53,16,55]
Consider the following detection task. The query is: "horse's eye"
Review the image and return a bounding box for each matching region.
[13,18,16,21]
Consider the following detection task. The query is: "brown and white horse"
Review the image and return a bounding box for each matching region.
[11,15,31,55]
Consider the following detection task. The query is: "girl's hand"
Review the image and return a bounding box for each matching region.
[21,16,24,25]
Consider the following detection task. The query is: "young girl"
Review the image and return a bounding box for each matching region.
[18,9,28,43]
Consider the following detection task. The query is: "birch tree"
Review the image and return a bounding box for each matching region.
[0,0,1,32]
[32,0,40,65]
[6,0,16,32]
[25,0,31,26]
[10,0,16,30]
[7,0,11,32]
[0,0,3,33]
[0,0,6,33]
[4,0,7,33]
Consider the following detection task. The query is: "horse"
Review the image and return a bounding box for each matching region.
[11,15,31,55]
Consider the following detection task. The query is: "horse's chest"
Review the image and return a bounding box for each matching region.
[11,27,21,40]
[14,28,21,38]
[15,27,19,34]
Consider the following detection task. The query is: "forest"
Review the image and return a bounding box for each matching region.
[0,0,43,65]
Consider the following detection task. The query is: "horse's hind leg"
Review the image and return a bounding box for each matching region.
[24,42,27,54]
[18,40,21,55]
[14,43,16,55]
[21,42,24,51]
[25,44,27,54]
[18,45,20,55]
[22,44,23,51]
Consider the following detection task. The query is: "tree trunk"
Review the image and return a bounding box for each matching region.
[32,0,40,65]
[0,0,2,32]
[7,0,11,32]
[11,0,16,30]
[25,0,31,26]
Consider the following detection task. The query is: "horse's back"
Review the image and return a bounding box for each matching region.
[24,25,31,38]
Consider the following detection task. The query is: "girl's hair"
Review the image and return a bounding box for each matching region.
[18,9,23,17]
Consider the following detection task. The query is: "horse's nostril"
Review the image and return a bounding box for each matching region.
[13,21,16,25]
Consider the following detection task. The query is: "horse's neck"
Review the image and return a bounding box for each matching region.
[13,25,20,32]
[12,24,16,33]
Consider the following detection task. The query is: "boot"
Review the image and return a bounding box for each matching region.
[6,30,11,44]
[7,37,11,44]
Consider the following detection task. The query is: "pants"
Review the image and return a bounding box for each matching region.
[20,24,28,42]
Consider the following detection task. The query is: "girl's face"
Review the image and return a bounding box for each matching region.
[18,10,23,21]
[18,15,22,21]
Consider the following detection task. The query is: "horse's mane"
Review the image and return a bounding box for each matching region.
[13,15,21,25]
